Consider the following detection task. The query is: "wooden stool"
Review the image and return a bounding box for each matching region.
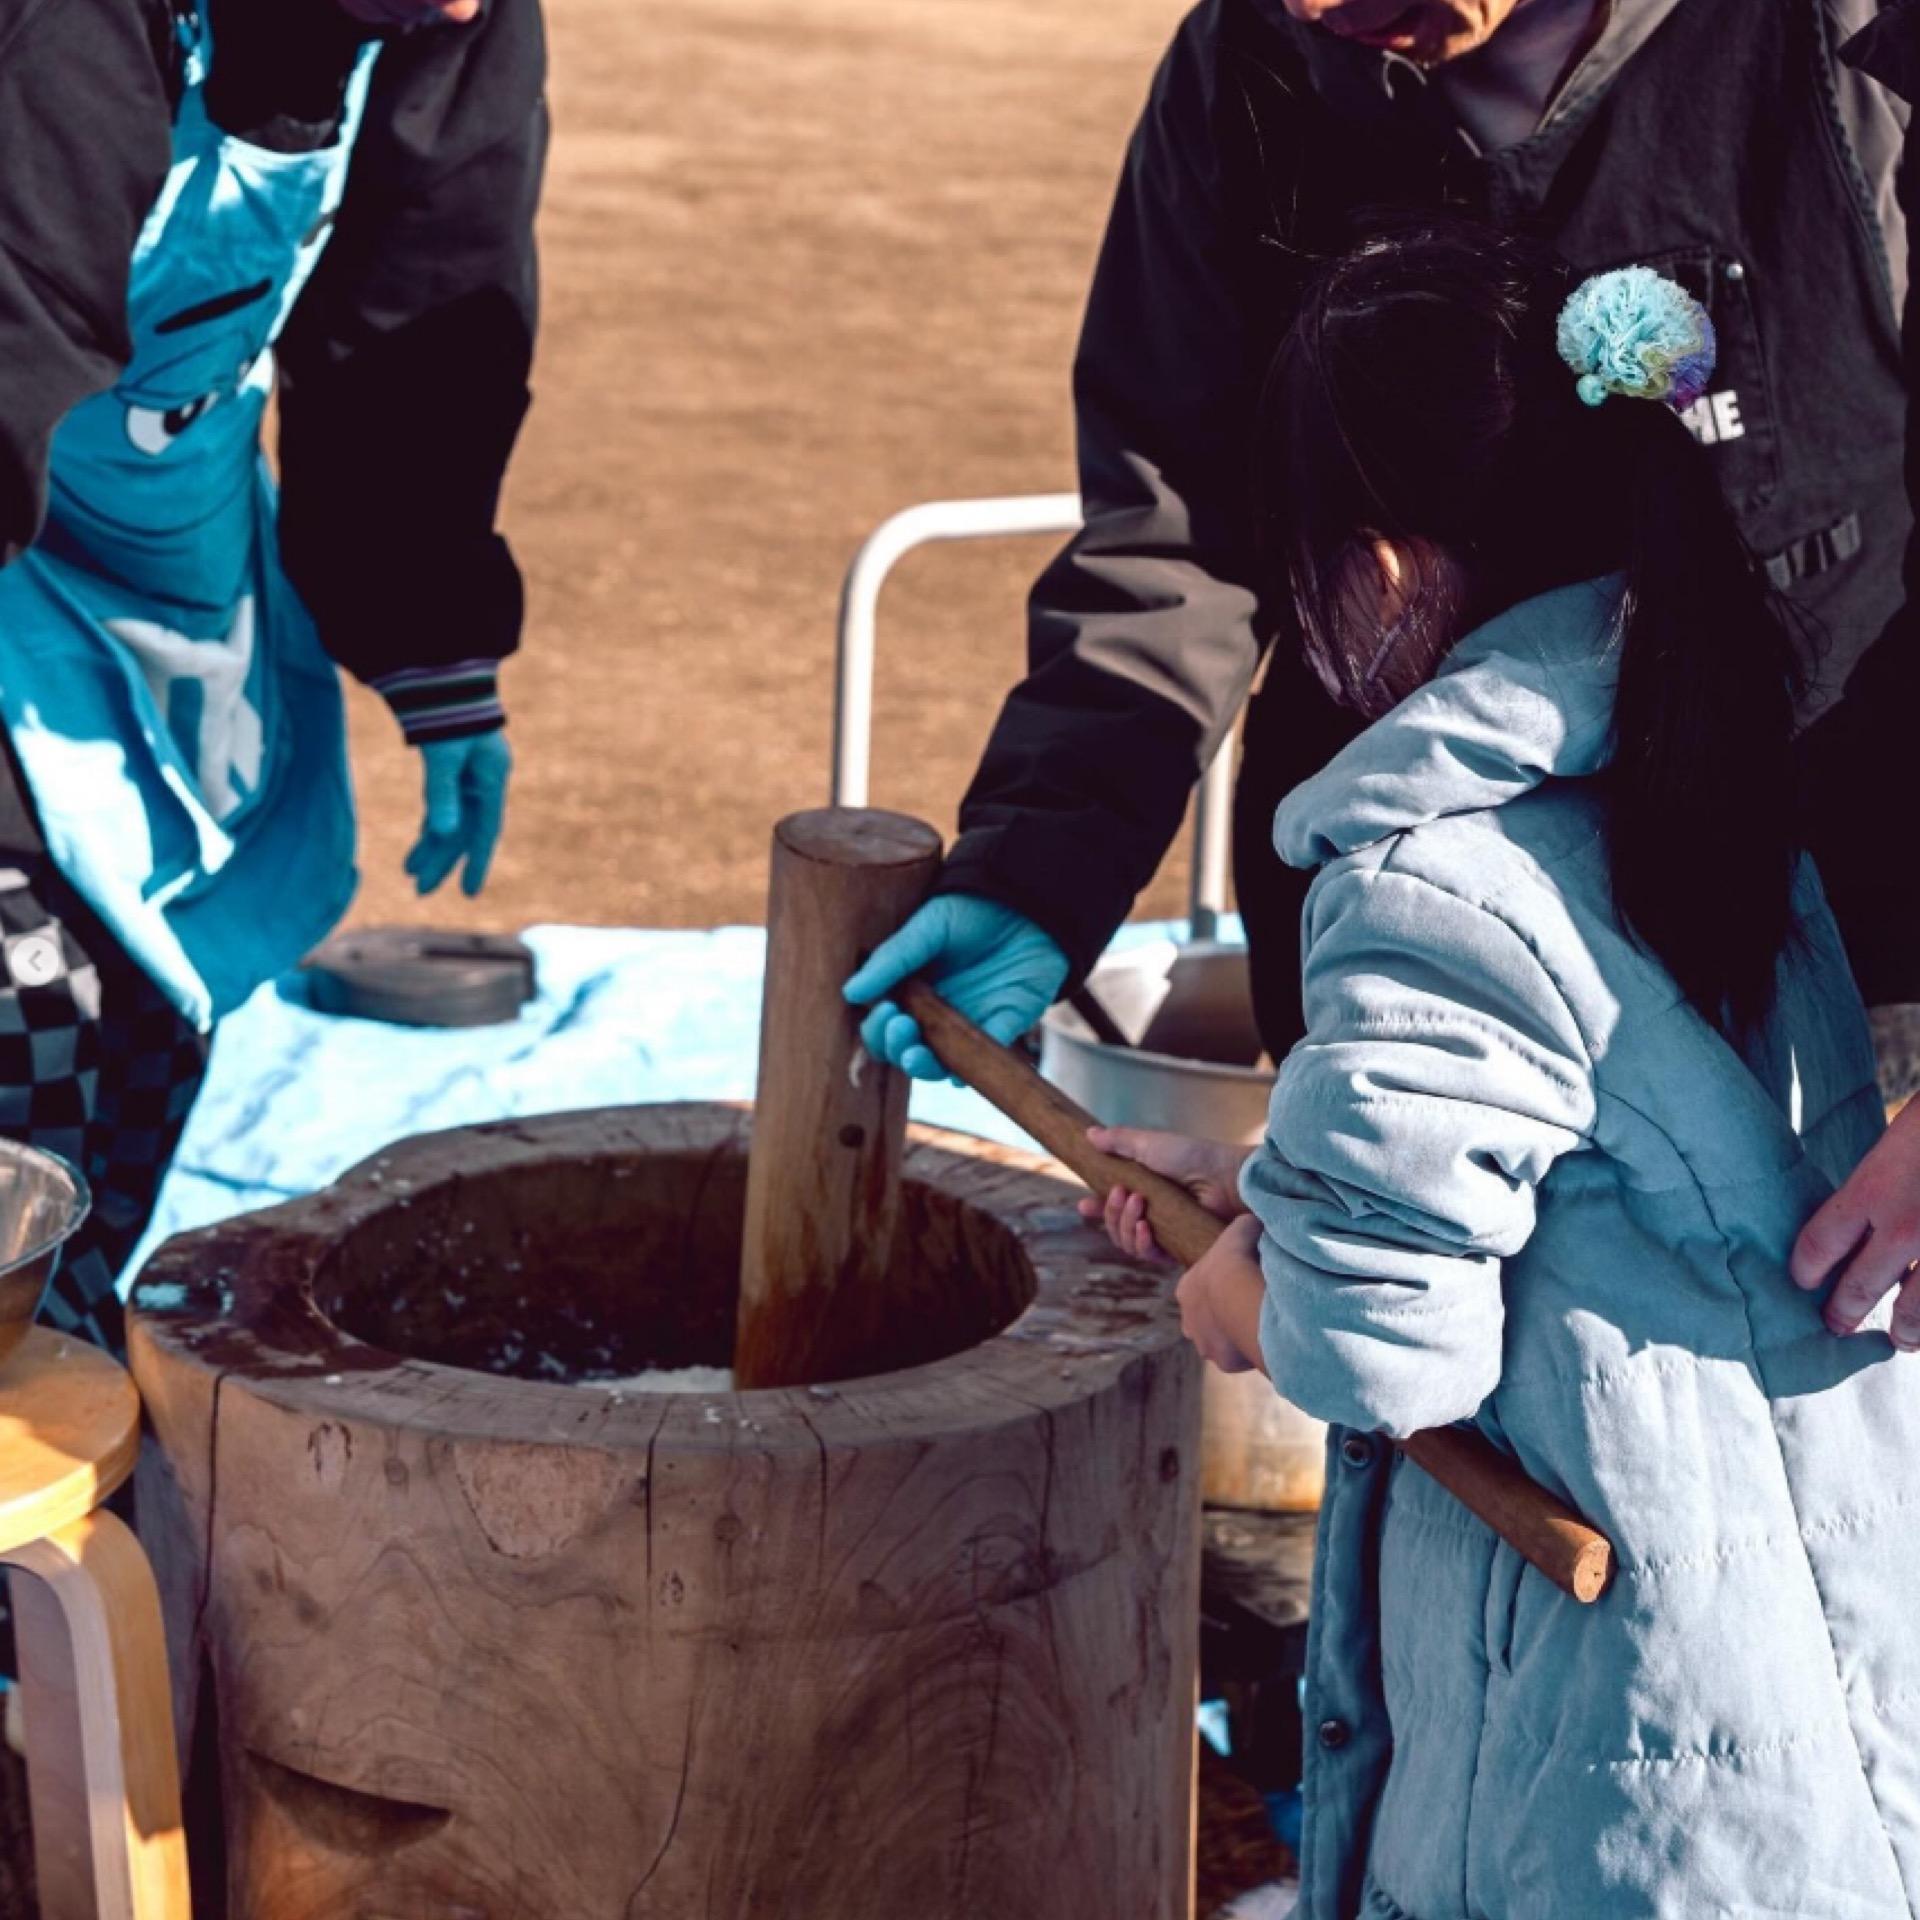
[1,1326,188,1919]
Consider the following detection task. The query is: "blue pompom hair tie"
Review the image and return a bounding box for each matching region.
[1556,266,1717,412]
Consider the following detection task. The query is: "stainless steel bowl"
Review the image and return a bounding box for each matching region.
[0,1142,90,1371]
[1041,939,1274,1141]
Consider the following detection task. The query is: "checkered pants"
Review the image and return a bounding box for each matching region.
[0,866,207,1356]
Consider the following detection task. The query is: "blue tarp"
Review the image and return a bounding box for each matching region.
[132,921,1198,1277]
[125,918,1300,1905]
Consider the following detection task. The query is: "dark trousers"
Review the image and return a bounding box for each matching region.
[3,867,209,1355]
[0,749,208,1680]
[0,745,207,1357]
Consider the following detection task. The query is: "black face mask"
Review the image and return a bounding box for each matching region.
[202,0,369,151]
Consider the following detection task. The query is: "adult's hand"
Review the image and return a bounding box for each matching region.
[405,733,511,898]
[1076,1126,1255,1258]
[842,894,1068,1081]
[1791,1097,1920,1349]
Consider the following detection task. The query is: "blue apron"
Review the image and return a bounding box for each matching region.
[0,17,377,1030]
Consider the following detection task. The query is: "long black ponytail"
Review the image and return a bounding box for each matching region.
[1601,397,1804,1031]
[1257,218,1806,1032]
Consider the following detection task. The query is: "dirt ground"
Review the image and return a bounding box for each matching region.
[343,0,1202,936]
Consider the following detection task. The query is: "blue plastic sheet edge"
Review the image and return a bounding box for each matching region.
[128,917,1243,1285]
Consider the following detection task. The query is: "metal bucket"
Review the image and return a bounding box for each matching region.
[0,1142,89,1371]
[1042,941,1326,1512]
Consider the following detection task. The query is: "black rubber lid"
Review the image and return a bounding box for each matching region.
[301,928,537,1029]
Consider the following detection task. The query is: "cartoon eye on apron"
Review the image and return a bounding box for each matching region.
[121,274,279,457]
[124,392,220,456]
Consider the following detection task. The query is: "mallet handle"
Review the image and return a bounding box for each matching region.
[897,978,1614,1605]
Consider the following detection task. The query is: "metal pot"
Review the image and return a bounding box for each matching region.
[0,1142,89,1371]
[1042,941,1326,1512]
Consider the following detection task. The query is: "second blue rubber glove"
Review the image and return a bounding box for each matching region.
[843,893,1069,1081]
[405,733,512,898]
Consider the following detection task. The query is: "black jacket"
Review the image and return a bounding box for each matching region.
[942,0,1920,1024]
[0,0,545,740]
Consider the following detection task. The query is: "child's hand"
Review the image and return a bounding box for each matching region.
[1076,1127,1254,1259]
[1175,1214,1268,1375]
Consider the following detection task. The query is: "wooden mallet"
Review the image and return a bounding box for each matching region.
[896,977,1614,1605]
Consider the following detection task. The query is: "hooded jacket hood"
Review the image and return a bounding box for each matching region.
[1273,575,1626,867]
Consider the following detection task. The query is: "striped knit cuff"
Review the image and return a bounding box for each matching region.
[371,661,505,746]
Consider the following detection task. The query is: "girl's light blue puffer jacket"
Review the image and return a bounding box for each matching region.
[1244,580,1916,1919]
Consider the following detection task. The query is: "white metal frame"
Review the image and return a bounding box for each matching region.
[831,493,1236,938]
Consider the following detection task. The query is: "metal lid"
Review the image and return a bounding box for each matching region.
[301,928,537,1029]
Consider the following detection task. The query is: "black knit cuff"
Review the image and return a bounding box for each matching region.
[372,661,505,746]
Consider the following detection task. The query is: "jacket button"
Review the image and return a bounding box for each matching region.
[1724,259,1746,283]
[1340,1435,1374,1469]
[1317,1718,1350,1751]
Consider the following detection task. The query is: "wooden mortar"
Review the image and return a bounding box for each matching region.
[129,807,1204,1918]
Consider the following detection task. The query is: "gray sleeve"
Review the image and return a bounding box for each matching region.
[1831,0,1912,307]
[275,0,547,695]
[0,0,172,565]
[937,0,1271,980]
[1810,0,1920,1003]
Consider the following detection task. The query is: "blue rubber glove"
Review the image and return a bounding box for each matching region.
[843,894,1069,1081]
[405,733,512,898]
